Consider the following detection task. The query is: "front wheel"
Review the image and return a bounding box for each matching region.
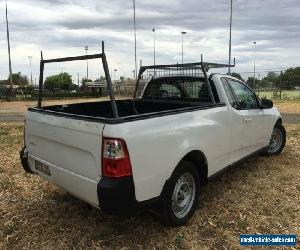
[265,123,286,155]
[159,161,200,226]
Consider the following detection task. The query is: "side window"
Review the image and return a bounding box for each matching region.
[227,79,259,109]
[221,78,236,106]
[159,83,181,98]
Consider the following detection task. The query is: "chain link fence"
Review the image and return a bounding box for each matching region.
[1,69,300,102]
[232,69,300,100]
[0,83,136,101]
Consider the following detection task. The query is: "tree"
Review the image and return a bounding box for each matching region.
[44,72,73,91]
[281,67,300,89]
[230,72,245,82]
[7,72,28,86]
[246,77,260,89]
[81,78,93,86]
[261,71,278,89]
[95,76,106,82]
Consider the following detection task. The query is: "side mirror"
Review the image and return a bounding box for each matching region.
[261,98,273,109]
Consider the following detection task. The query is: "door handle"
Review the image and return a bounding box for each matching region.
[244,118,252,123]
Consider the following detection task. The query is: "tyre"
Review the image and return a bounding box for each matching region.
[160,161,200,226]
[265,123,286,155]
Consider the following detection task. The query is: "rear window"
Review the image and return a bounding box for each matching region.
[143,77,213,103]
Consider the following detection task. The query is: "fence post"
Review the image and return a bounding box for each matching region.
[279,70,282,100]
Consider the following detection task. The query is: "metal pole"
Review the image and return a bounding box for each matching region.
[257,74,260,96]
[28,56,33,85]
[133,0,137,80]
[228,0,233,74]
[101,41,119,118]
[61,66,64,85]
[181,31,186,64]
[38,51,44,108]
[152,28,156,66]
[5,3,13,100]
[253,41,256,89]
[201,54,215,104]
[114,69,117,83]
[84,45,89,81]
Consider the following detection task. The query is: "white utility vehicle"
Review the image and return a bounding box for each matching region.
[20,50,286,226]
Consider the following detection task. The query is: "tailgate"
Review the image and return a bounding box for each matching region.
[25,110,104,206]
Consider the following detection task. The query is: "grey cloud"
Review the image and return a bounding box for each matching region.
[0,0,300,79]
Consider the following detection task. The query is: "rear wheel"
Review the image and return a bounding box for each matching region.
[160,161,200,226]
[265,123,286,155]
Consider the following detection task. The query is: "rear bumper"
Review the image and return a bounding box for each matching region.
[20,146,34,174]
[20,147,145,215]
[97,176,139,215]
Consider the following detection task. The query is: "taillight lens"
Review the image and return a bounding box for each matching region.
[102,137,132,178]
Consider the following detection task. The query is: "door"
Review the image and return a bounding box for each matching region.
[221,79,247,163]
[226,79,268,154]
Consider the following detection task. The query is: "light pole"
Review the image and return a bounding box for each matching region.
[84,45,89,81]
[253,41,256,89]
[114,69,117,83]
[228,0,233,74]
[28,56,33,85]
[5,2,13,99]
[181,31,187,64]
[152,28,156,66]
[132,0,137,80]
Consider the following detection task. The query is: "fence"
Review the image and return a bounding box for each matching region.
[0,84,136,102]
[235,69,300,100]
[1,70,300,102]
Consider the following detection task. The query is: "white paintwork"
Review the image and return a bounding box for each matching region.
[25,111,103,207]
[24,75,282,206]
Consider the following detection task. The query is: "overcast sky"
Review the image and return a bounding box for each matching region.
[0,0,299,82]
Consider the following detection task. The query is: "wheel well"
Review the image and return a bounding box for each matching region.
[276,118,283,125]
[181,150,208,185]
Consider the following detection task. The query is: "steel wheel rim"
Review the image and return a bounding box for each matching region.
[171,172,196,219]
[268,128,283,153]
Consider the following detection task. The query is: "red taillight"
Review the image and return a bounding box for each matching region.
[102,137,132,178]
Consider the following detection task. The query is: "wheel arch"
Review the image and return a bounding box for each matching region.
[159,150,208,200]
[276,117,283,125]
[181,150,208,186]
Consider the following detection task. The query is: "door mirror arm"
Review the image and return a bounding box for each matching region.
[261,98,273,109]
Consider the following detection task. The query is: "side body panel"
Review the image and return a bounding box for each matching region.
[103,105,232,202]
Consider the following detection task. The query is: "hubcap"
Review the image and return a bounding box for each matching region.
[268,128,283,153]
[171,172,196,218]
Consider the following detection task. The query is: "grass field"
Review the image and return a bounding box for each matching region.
[0,122,299,249]
[257,90,300,100]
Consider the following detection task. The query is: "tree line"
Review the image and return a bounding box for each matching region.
[231,67,300,89]
[1,67,300,91]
